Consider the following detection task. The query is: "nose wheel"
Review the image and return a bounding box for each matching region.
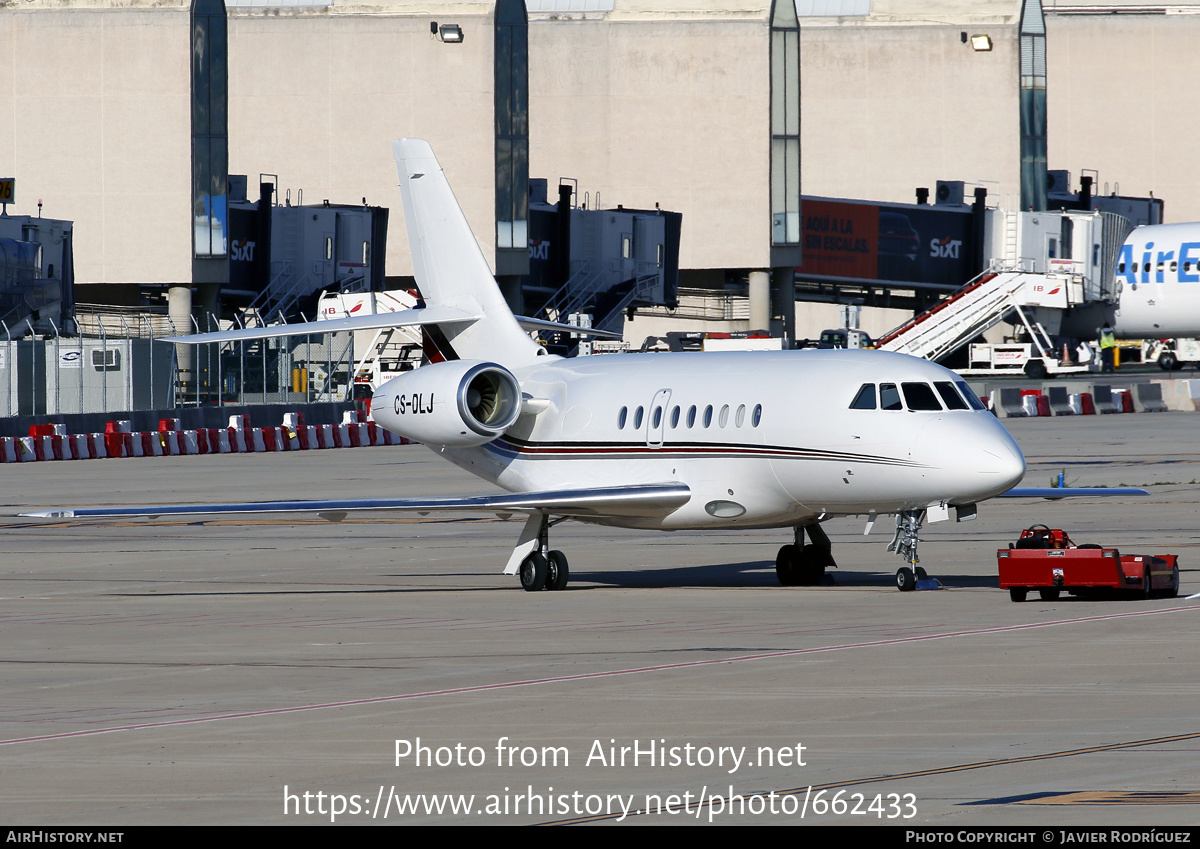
[895,565,928,592]
[890,510,932,591]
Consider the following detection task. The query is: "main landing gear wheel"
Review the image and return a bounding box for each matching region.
[546,550,570,591]
[776,533,834,587]
[896,567,916,592]
[776,544,802,586]
[798,544,831,585]
[512,515,572,593]
[520,552,548,592]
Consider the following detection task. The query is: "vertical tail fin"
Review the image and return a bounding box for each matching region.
[393,138,542,367]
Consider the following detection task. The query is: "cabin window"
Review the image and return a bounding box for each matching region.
[1171,261,1178,272]
[934,381,969,410]
[735,404,746,427]
[752,404,762,426]
[670,405,680,428]
[902,382,943,411]
[652,406,662,428]
[955,381,987,411]
[879,383,903,411]
[703,405,713,427]
[849,383,877,410]
[719,404,730,427]
[687,405,697,427]
[634,406,644,429]
[618,406,628,429]
[1118,262,1125,273]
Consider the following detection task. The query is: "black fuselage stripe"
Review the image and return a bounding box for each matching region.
[487,438,917,466]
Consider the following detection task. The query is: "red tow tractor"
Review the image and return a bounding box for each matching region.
[997,525,1180,602]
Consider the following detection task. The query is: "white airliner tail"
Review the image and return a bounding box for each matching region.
[392,138,544,367]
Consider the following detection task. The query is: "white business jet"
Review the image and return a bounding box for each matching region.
[24,140,1141,592]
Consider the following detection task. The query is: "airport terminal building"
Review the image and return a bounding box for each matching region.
[1,0,1197,339]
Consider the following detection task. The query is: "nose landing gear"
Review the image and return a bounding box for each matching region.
[890,509,936,592]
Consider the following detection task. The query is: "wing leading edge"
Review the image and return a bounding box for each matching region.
[20,483,693,521]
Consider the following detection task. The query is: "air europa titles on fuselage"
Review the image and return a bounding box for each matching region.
[394,393,435,415]
[804,214,870,254]
[1117,239,1200,285]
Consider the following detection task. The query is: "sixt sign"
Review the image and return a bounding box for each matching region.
[231,239,256,262]
[929,237,962,259]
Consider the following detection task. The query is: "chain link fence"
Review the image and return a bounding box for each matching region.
[0,306,356,418]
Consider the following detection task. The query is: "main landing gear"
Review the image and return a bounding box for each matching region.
[514,513,570,592]
[776,522,836,586]
[889,509,929,592]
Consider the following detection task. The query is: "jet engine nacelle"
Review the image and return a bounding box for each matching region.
[372,359,522,447]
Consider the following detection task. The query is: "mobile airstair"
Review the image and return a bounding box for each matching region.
[875,265,1086,378]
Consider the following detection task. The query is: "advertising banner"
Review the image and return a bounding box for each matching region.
[800,198,977,288]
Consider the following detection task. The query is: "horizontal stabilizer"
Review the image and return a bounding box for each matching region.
[163,305,481,345]
[21,483,692,521]
[999,486,1149,499]
[513,315,624,339]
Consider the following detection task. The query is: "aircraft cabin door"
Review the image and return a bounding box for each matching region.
[647,388,671,448]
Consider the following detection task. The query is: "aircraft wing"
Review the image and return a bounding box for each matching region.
[998,486,1150,499]
[20,483,693,522]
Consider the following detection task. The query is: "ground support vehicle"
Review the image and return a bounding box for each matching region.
[997,525,1179,601]
[1143,337,1200,371]
[961,343,1088,380]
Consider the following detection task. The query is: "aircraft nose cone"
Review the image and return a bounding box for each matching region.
[980,433,1026,492]
[917,415,1026,501]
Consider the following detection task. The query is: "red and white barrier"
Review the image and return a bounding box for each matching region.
[3,410,410,463]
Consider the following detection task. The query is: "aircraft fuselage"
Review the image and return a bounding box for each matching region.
[386,349,1026,531]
